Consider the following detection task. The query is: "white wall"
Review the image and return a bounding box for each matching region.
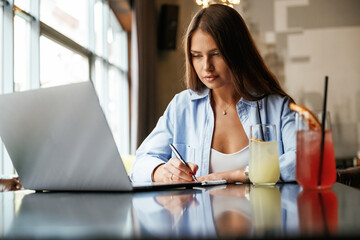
[286,27,360,158]
[239,0,360,159]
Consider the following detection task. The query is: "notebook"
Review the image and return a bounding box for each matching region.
[0,81,215,191]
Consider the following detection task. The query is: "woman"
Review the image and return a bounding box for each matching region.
[130,4,296,183]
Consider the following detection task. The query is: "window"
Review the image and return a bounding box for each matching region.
[40,36,88,87]
[14,0,29,12]
[108,66,129,155]
[94,0,103,56]
[0,4,3,174]
[109,10,124,66]
[40,0,88,47]
[0,4,2,94]
[1,0,15,176]
[0,0,130,175]
[94,58,104,102]
[14,15,30,92]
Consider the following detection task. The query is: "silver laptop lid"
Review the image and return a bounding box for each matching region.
[0,81,132,191]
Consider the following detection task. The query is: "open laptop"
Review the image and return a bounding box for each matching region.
[0,81,204,191]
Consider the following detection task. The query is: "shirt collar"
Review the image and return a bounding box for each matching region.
[239,98,261,107]
[238,96,266,111]
[188,88,264,108]
[188,88,210,101]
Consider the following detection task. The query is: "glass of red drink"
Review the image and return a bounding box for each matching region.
[296,112,336,189]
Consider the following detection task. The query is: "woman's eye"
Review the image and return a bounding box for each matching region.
[212,52,220,56]
[192,54,201,58]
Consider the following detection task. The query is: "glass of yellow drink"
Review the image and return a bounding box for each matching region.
[249,124,280,185]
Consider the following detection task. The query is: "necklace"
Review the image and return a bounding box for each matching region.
[222,100,236,115]
[210,90,239,116]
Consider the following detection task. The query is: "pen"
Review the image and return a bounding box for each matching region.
[169,144,198,182]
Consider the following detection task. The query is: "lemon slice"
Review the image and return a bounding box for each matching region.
[251,138,265,142]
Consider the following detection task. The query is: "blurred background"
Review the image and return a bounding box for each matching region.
[146,0,360,168]
[0,0,359,177]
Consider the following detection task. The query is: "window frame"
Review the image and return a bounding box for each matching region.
[1,0,15,176]
[0,0,129,176]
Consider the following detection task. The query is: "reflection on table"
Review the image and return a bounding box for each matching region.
[297,189,338,236]
[4,192,133,239]
[1,183,359,239]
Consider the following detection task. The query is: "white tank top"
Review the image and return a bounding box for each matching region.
[209,146,249,173]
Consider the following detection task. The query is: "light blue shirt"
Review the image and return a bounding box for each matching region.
[130,88,296,182]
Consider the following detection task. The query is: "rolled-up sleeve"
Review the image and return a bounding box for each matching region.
[279,97,296,182]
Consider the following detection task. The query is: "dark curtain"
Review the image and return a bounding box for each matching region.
[131,0,158,153]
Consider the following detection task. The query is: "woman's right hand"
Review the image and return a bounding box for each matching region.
[153,158,198,183]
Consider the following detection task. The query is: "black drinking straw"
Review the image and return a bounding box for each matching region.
[256,101,265,141]
[318,76,329,186]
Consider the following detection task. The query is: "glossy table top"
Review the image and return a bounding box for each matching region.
[1,182,360,239]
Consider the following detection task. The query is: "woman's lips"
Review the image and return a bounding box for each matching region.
[203,75,218,82]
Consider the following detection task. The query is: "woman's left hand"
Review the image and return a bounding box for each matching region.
[197,168,246,184]
[197,172,226,183]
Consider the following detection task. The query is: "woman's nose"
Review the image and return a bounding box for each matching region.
[204,58,214,72]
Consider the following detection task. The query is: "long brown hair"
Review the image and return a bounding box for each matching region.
[184,4,290,101]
